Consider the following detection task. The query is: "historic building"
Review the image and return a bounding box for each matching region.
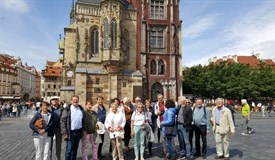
[131,0,183,101]
[0,54,20,100]
[41,60,62,102]
[59,0,182,105]
[15,59,37,100]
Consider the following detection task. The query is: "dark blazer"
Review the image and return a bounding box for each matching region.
[82,110,97,134]
[60,104,83,139]
[29,110,58,137]
[177,106,193,130]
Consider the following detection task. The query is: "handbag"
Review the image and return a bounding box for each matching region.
[34,118,45,129]
[164,125,177,137]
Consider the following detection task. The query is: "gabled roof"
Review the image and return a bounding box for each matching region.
[237,56,260,67]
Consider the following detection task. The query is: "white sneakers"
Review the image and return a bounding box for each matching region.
[135,156,144,160]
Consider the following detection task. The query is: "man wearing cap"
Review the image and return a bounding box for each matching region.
[49,96,64,160]
[211,98,235,160]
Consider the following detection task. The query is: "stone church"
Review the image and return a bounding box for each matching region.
[59,0,182,105]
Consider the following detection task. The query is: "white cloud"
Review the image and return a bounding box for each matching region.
[182,14,219,39]
[184,2,275,67]
[0,0,29,13]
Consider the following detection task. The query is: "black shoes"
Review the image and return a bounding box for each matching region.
[215,155,224,159]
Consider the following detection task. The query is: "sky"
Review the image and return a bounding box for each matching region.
[0,0,275,70]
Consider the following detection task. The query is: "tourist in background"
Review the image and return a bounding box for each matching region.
[82,101,99,160]
[105,103,126,160]
[241,99,254,135]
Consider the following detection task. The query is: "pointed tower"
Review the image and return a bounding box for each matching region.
[70,0,75,24]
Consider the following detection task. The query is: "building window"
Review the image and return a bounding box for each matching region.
[150,0,164,19]
[111,18,117,48]
[91,27,99,56]
[53,85,56,89]
[68,80,72,86]
[150,31,163,48]
[123,82,127,87]
[122,29,130,62]
[103,18,108,48]
[48,84,51,88]
[158,60,165,75]
[150,60,157,74]
[96,78,100,84]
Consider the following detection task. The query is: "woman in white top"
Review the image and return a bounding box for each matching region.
[131,103,146,160]
[105,103,126,160]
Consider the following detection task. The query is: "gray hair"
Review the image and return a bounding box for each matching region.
[178,96,187,102]
[123,97,130,104]
[215,98,224,104]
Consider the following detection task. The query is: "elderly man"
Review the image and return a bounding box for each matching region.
[49,96,64,160]
[192,98,211,159]
[177,96,193,160]
[211,98,235,160]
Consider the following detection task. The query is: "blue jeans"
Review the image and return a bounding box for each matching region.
[178,124,191,158]
[65,129,81,160]
[166,137,175,158]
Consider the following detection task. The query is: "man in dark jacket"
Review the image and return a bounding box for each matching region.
[60,95,83,160]
[49,96,64,160]
[177,96,193,160]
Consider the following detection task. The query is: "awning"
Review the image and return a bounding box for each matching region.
[14,96,21,99]
[0,96,14,99]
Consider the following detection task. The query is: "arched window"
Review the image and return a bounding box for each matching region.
[103,18,108,48]
[91,27,99,55]
[151,82,163,102]
[150,60,156,74]
[111,18,117,48]
[158,60,165,75]
[68,80,72,86]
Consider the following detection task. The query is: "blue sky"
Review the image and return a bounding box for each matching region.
[0,0,275,70]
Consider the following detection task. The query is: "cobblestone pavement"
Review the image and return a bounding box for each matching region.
[0,111,275,160]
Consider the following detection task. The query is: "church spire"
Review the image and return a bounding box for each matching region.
[70,0,75,24]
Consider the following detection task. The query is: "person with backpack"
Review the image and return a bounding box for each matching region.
[176,96,193,160]
[192,98,211,159]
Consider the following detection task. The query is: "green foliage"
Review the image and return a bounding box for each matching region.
[182,62,275,99]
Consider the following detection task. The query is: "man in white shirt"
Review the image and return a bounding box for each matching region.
[61,95,83,160]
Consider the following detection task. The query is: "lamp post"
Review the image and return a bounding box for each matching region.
[161,80,175,100]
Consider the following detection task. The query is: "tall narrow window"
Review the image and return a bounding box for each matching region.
[111,18,117,48]
[150,31,164,48]
[150,60,157,74]
[158,60,165,75]
[150,0,164,19]
[123,29,130,62]
[91,27,99,55]
[103,18,108,48]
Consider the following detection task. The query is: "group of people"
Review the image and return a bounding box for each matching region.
[29,94,248,160]
[0,102,30,119]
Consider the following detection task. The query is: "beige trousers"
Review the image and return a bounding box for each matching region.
[215,127,229,158]
[111,137,124,160]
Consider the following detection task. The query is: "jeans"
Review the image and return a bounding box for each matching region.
[134,125,145,157]
[166,137,175,159]
[194,125,207,155]
[65,129,81,160]
[177,124,191,158]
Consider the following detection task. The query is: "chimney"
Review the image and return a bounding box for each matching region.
[233,55,238,62]
[223,56,227,61]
